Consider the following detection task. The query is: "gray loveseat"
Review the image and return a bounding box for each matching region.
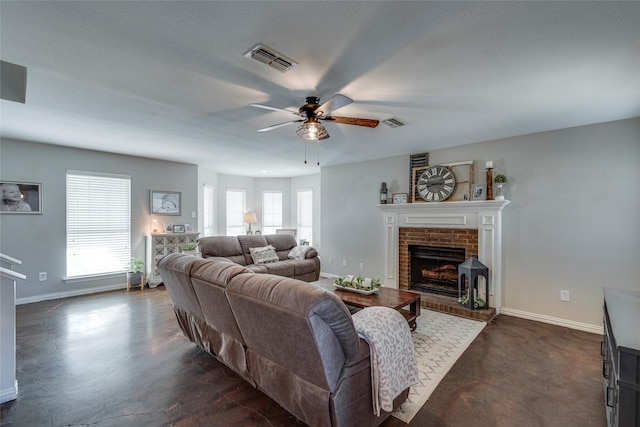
[157,254,411,427]
[198,234,320,282]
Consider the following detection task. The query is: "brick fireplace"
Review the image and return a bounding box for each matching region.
[400,228,478,296]
[378,200,509,313]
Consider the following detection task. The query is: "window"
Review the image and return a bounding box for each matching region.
[66,171,131,278]
[226,189,245,236]
[297,189,313,245]
[262,191,282,235]
[203,184,215,237]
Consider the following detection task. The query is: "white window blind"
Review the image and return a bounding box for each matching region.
[203,184,215,237]
[297,189,313,245]
[226,189,245,236]
[66,171,131,278]
[262,191,282,235]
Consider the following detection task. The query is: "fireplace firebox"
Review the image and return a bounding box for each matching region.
[409,245,465,297]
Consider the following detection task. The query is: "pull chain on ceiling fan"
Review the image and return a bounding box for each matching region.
[250,94,379,141]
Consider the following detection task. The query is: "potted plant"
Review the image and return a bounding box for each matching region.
[127,257,145,290]
[493,174,508,201]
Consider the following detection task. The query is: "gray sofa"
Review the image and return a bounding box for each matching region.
[157,254,410,427]
[198,234,320,282]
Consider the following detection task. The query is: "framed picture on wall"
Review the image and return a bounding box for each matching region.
[0,181,42,214]
[150,190,181,215]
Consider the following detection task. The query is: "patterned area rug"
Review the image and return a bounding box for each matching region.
[392,310,486,423]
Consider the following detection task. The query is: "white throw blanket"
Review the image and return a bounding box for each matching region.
[352,307,419,415]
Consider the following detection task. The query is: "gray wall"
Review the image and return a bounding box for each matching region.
[0,138,198,302]
[321,118,640,328]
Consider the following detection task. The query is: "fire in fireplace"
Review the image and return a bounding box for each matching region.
[409,245,466,297]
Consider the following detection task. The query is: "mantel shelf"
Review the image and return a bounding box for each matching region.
[377,200,510,213]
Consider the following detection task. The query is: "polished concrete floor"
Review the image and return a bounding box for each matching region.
[1,287,606,426]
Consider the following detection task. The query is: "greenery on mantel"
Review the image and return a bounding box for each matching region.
[494,174,508,184]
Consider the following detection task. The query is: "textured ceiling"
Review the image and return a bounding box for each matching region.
[1,1,639,177]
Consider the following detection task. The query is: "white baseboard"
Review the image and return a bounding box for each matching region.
[16,283,127,305]
[319,272,338,279]
[0,380,18,404]
[501,307,603,335]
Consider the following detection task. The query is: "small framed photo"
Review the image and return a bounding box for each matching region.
[184,223,192,232]
[392,193,409,204]
[173,224,185,233]
[1,181,42,214]
[165,223,173,232]
[472,184,487,200]
[150,190,181,215]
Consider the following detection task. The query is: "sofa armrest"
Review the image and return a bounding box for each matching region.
[304,247,318,258]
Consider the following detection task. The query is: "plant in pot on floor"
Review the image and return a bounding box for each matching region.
[128,257,145,289]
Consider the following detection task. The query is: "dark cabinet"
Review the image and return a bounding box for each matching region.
[602,288,640,427]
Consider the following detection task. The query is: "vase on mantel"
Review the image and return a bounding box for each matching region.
[495,184,505,201]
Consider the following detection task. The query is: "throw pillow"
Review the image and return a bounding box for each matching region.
[249,245,279,265]
[288,245,312,260]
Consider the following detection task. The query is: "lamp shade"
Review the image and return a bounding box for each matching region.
[296,119,329,140]
[243,212,257,223]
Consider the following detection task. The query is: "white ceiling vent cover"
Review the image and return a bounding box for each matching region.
[244,44,297,73]
[382,117,406,128]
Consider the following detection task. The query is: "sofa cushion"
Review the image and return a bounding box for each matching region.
[265,234,298,260]
[198,236,247,265]
[288,245,313,260]
[249,245,279,264]
[263,259,296,277]
[237,235,269,264]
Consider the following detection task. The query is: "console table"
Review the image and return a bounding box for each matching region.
[602,287,640,427]
[145,232,199,287]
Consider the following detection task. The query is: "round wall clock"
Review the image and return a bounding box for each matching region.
[417,165,456,202]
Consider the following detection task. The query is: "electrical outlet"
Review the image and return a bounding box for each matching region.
[191,211,196,218]
[328,258,333,265]
[342,260,347,267]
[560,290,570,302]
[39,272,47,281]
[359,263,364,270]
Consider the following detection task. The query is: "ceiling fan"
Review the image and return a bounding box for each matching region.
[250,94,379,141]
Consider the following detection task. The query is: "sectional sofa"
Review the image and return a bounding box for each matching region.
[198,234,320,282]
[157,253,412,426]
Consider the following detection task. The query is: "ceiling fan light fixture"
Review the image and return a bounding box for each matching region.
[296,119,329,141]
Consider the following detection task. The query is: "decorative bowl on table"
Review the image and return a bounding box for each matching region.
[333,275,381,295]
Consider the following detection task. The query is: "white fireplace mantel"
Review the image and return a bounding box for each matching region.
[378,200,510,313]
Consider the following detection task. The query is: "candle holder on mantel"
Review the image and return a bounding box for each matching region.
[485,161,494,200]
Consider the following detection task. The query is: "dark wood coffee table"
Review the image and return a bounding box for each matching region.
[315,281,421,330]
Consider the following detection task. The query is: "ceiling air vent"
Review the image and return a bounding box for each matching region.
[382,117,406,128]
[244,44,297,73]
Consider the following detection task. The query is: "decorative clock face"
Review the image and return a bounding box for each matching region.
[417,165,456,202]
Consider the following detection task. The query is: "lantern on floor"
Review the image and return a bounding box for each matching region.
[457,254,489,309]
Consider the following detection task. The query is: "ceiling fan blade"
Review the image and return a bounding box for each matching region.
[314,94,353,115]
[249,103,303,117]
[323,116,379,128]
[257,120,303,132]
